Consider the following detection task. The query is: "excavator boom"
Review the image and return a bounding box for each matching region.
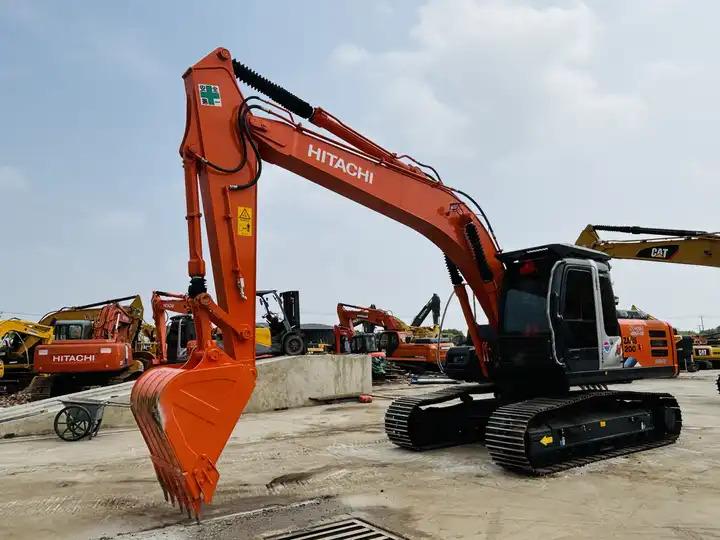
[576,224,720,267]
[336,303,409,333]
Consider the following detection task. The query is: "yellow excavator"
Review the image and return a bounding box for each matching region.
[0,319,54,393]
[576,224,720,391]
[576,225,719,267]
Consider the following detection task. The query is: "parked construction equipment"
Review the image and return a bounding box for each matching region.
[0,320,54,393]
[411,293,441,329]
[257,290,305,355]
[152,291,286,364]
[576,224,720,390]
[130,49,682,518]
[576,224,718,267]
[334,300,450,368]
[29,295,155,399]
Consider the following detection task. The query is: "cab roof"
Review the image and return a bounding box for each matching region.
[497,243,611,264]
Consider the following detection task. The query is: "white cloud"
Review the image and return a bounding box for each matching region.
[92,209,147,232]
[330,44,370,66]
[0,166,29,191]
[410,0,598,64]
[541,65,647,132]
[331,0,645,164]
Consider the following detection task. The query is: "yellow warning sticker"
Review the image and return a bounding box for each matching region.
[599,420,607,428]
[539,435,553,446]
[237,206,253,236]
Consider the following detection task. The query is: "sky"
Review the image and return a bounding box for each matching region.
[1,0,719,332]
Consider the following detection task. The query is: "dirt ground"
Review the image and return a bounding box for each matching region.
[1,372,719,540]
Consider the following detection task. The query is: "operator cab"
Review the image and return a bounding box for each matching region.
[351,332,381,355]
[449,244,673,394]
[53,320,94,341]
[166,314,196,364]
[494,244,624,392]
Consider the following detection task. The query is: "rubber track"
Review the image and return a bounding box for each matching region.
[385,384,490,450]
[485,391,681,475]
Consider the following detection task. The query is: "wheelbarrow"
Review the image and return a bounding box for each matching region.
[53,398,128,441]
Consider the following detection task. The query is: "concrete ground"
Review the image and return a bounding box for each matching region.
[1,372,719,540]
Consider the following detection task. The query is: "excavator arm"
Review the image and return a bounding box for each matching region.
[131,47,505,518]
[336,303,410,333]
[412,293,441,328]
[576,224,720,267]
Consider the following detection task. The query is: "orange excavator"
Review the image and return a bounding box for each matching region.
[130,48,682,518]
[29,296,156,398]
[334,300,450,368]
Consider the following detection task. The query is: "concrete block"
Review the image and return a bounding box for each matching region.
[0,354,371,438]
[246,353,371,413]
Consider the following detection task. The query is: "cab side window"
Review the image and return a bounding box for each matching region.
[563,269,595,321]
[599,274,620,336]
[562,268,598,349]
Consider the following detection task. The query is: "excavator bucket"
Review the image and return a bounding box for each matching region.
[131,360,256,518]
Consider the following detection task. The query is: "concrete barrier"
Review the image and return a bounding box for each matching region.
[0,354,371,438]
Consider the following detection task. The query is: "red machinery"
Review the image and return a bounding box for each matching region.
[334,302,450,366]
[130,48,681,518]
[33,298,151,396]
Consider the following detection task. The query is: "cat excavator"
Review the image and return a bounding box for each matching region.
[576,225,719,267]
[576,224,720,392]
[130,48,682,518]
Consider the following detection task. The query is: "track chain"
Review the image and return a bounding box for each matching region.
[485,390,681,475]
[385,384,491,450]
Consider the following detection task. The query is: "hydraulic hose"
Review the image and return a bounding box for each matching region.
[435,289,457,372]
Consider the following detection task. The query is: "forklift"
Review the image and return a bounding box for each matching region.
[256,290,306,356]
[165,290,303,361]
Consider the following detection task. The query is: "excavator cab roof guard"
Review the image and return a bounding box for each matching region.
[498,243,610,264]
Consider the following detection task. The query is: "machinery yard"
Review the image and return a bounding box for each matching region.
[4,3,720,539]
[0,371,718,540]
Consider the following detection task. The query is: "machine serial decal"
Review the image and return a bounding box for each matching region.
[199,84,222,106]
[308,144,374,184]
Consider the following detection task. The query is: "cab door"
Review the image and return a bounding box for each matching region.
[553,263,601,372]
[595,269,623,370]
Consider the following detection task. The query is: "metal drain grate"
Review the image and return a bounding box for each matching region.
[267,517,406,540]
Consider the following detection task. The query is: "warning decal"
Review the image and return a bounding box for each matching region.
[237,206,253,236]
